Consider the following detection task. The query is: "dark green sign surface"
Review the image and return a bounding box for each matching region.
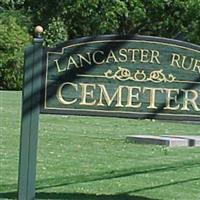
[41,35,200,121]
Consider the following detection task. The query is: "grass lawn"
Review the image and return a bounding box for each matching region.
[0,90,200,200]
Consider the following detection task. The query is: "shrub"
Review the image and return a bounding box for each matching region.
[44,17,68,47]
[0,11,31,90]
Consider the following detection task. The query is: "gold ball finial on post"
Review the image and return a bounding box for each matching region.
[34,25,43,38]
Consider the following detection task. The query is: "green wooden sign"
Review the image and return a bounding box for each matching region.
[18,33,200,200]
[42,35,200,121]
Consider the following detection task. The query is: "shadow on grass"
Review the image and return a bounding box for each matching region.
[36,192,158,200]
[0,191,157,200]
[35,160,200,190]
[1,176,199,199]
[130,177,200,193]
[0,191,17,199]
[1,159,200,195]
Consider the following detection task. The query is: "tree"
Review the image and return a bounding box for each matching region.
[0,0,25,10]
[23,0,200,44]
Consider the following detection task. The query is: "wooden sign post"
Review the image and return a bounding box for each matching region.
[18,26,43,199]
[18,27,200,199]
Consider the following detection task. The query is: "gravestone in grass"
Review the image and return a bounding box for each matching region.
[18,26,200,199]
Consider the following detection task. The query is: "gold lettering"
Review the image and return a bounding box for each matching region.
[79,83,96,106]
[140,49,150,63]
[78,52,91,67]
[97,85,123,107]
[163,88,180,110]
[143,87,163,109]
[56,82,78,105]
[150,50,160,64]
[54,59,66,73]
[192,59,200,74]
[67,56,79,69]
[118,48,128,62]
[106,50,119,63]
[170,53,181,68]
[181,89,200,111]
[93,51,105,65]
[170,54,200,74]
[125,86,142,108]
[181,56,194,70]
[128,49,139,63]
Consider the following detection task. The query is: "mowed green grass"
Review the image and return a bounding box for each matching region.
[0,91,200,200]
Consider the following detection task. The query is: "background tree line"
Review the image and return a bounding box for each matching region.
[0,0,200,90]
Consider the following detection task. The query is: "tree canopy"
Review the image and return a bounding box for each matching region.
[22,0,200,44]
[1,0,200,89]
